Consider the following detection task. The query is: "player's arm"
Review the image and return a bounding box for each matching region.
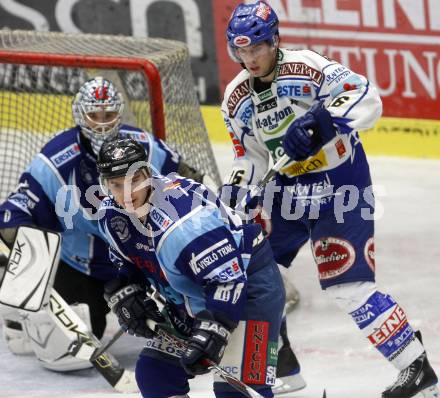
[283,51,382,161]
[220,102,270,208]
[98,213,166,338]
[309,50,382,132]
[156,206,246,375]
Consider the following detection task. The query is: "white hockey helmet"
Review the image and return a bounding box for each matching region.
[72,77,124,155]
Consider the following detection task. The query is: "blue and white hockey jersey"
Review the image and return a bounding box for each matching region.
[98,174,267,323]
[0,124,180,280]
[222,49,383,208]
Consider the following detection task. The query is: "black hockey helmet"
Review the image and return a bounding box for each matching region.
[97,137,148,179]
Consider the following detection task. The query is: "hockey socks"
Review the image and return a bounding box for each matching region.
[327,282,424,370]
[349,291,424,370]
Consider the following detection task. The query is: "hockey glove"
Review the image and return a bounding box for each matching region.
[105,280,165,338]
[283,101,336,161]
[180,311,232,376]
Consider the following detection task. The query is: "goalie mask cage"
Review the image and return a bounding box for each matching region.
[0,30,221,201]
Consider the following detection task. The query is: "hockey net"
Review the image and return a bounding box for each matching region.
[0,30,221,201]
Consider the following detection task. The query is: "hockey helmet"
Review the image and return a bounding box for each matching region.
[226,1,279,62]
[97,138,148,180]
[72,77,124,155]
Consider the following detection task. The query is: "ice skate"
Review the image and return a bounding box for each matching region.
[382,351,439,398]
[273,343,306,395]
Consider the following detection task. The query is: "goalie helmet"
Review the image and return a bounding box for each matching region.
[97,138,148,180]
[72,77,124,155]
[226,1,279,62]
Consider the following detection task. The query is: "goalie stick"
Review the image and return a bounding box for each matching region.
[0,229,137,393]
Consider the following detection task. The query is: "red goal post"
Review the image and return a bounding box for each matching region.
[0,30,220,201]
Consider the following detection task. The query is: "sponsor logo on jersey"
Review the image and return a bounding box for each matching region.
[150,207,172,231]
[144,334,184,358]
[276,84,312,98]
[364,237,375,272]
[233,35,251,47]
[257,88,273,101]
[326,66,351,85]
[189,239,236,275]
[203,257,243,283]
[228,132,245,158]
[314,237,355,280]
[265,365,277,386]
[280,149,328,177]
[50,143,80,167]
[335,138,347,158]
[110,215,131,243]
[256,105,295,135]
[227,81,250,117]
[243,320,269,385]
[239,104,253,124]
[367,305,408,347]
[257,97,277,113]
[278,62,323,84]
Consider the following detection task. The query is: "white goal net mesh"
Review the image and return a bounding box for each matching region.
[0,30,220,201]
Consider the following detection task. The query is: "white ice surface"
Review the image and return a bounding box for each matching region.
[1,144,439,398]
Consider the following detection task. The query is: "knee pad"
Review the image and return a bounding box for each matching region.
[326,281,377,313]
[1,307,33,355]
[22,303,93,372]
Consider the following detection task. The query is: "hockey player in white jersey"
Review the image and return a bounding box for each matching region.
[0,76,207,373]
[220,2,439,397]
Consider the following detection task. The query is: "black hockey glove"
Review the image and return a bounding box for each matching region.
[104,280,165,338]
[283,101,336,161]
[180,311,232,376]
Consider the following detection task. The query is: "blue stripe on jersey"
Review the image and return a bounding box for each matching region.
[156,205,226,270]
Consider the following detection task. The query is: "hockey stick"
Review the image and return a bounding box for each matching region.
[146,290,264,398]
[235,100,313,213]
[90,327,125,361]
[0,231,137,393]
[153,325,264,398]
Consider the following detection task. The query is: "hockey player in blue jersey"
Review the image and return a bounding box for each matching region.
[0,76,206,372]
[96,137,285,398]
[220,2,439,398]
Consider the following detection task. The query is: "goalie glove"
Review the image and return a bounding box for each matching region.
[105,280,165,338]
[180,310,233,376]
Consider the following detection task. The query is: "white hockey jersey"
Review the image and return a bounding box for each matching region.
[221,49,382,205]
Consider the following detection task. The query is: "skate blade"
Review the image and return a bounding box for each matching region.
[273,373,307,395]
[415,384,440,398]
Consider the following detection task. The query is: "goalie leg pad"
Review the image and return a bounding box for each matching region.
[22,303,94,372]
[1,307,33,355]
[327,282,424,370]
